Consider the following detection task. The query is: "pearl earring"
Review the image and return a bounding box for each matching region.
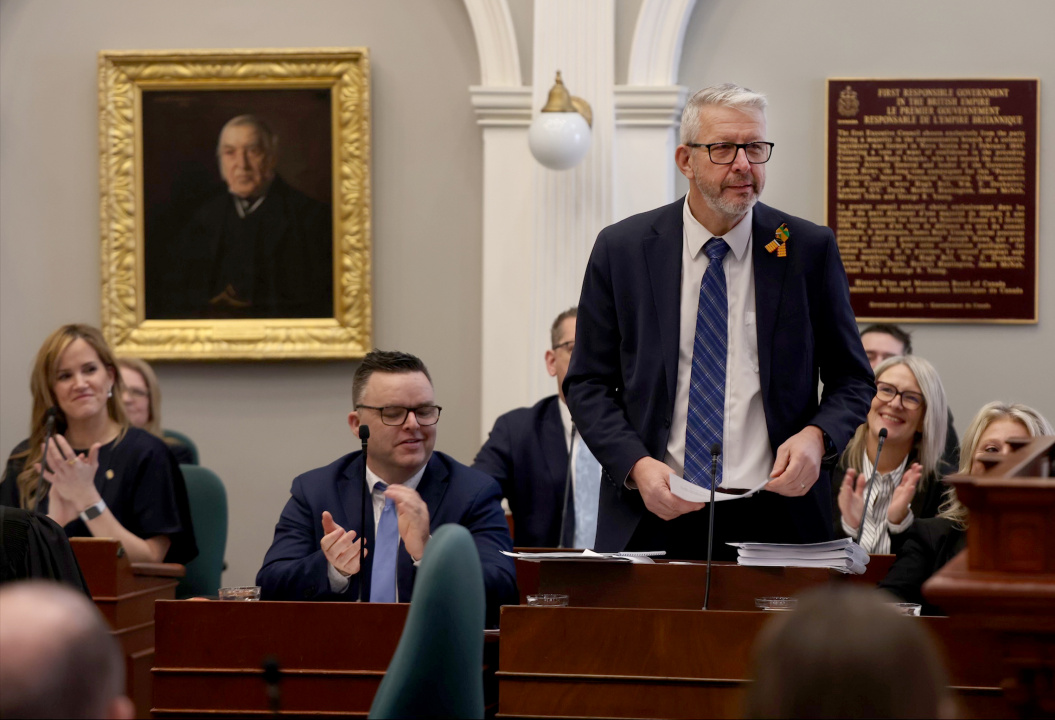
[108,387,113,398]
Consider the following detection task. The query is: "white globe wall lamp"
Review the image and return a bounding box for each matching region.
[528,71,593,171]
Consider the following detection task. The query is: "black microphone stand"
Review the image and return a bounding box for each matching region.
[38,408,58,502]
[855,428,887,546]
[357,425,370,602]
[703,443,721,610]
[262,656,281,717]
[558,425,576,548]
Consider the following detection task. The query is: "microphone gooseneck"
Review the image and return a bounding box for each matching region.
[357,425,370,602]
[703,443,721,610]
[558,425,577,548]
[38,407,58,502]
[854,427,887,546]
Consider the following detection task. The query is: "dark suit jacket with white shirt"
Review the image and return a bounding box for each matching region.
[473,395,572,547]
[256,451,517,627]
[564,197,875,553]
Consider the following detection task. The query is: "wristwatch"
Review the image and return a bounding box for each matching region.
[820,430,840,472]
[79,499,107,523]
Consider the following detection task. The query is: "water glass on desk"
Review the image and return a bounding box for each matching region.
[527,594,569,607]
[219,586,261,601]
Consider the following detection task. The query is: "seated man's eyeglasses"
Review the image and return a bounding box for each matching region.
[356,404,443,426]
[684,141,775,165]
[553,340,575,354]
[874,382,924,410]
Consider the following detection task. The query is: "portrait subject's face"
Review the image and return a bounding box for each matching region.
[677,105,767,226]
[218,123,276,199]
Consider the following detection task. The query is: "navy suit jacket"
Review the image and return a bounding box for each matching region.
[473,395,572,547]
[564,198,874,552]
[256,451,517,627]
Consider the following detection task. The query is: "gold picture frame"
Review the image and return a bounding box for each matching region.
[99,48,371,360]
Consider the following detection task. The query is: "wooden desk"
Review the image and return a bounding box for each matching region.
[497,606,1011,719]
[152,601,407,717]
[515,555,897,610]
[70,538,183,719]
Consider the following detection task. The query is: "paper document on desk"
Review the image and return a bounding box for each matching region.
[669,473,770,502]
[501,549,664,564]
[728,538,869,575]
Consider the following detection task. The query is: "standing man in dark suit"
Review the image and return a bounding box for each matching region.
[564,83,874,559]
[474,307,603,548]
[257,350,517,627]
[156,114,332,319]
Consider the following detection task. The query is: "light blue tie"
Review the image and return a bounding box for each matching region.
[369,481,398,602]
[573,437,601,549]
[684,237,729,489]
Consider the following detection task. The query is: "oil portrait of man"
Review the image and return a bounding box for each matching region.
[143,92,334,320]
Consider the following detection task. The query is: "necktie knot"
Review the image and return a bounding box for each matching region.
[704,237,730,262]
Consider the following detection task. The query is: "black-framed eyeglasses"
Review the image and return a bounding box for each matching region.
[684,141,774,165]
[356,405,443,426]
[875,382,924,411]
[553,340,575,354]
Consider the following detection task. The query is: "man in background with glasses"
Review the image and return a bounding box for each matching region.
[565,83,874,560]
[474,307,603,549]
[257,350,516,627]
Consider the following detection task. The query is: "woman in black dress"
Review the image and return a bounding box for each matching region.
[0,324,196,564]
[878,401,1051,614]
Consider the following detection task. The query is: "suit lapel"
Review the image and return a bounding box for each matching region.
[751,203,790,404]
[643,200,686,408]
[539,398,568,488]
[397,455,450,600]
[338,454,374,598]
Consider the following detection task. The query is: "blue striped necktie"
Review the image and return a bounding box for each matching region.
[684,237,729,489]
[573,437,601,549]
[369,481,398,602]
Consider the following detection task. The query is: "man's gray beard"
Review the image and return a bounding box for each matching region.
[698,177,761,220]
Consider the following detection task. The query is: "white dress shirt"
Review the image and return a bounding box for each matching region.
[663,199,774,489]
[843,453,914,554]
[327,462,427,595]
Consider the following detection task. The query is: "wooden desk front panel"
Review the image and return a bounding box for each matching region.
[497,607,1010,720]
[153,601,408,717]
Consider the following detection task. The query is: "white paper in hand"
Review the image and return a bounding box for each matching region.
[668,473,770,502]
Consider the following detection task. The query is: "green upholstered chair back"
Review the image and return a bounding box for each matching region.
[368,524,485,719]
[175,464,228,598]
[163,429,199,465]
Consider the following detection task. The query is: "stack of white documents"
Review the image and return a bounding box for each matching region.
[501,549,664,564]
[728,538,869,574]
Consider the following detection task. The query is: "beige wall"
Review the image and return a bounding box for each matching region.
[0,0,483,586]
[677,0,1055,435]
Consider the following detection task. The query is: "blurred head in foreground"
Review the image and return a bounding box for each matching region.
[745,585,954,719]
[0,580,134,719]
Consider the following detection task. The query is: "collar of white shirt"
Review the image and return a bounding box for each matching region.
[364,460,427,496]
[683,198,753,263]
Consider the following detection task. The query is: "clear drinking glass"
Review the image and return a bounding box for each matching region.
[219,586,261,601]
[526,593,569,607]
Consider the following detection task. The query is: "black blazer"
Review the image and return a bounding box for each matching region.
[831,450,953,554]
[878,516,965,615]
[473,395,572,547]
[564,198,875,552]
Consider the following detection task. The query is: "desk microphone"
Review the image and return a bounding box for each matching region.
[703,443,721,610]
[37,407,58,502]
[558,425,576,548]
[854,427,887,546]
[262,656,281,716]
[357,425,370,602]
